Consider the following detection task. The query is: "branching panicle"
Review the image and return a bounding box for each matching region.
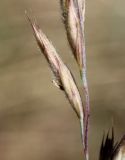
[28,0,90,160]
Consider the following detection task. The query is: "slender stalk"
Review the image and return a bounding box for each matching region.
[74,1,90,159]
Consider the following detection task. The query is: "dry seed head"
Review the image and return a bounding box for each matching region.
[28,17,84,123]
[60,0,86,72]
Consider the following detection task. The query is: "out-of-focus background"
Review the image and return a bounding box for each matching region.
[0,0,125,160]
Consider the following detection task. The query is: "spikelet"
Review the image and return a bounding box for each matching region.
[27,16,85,145]
[60,0,86,74]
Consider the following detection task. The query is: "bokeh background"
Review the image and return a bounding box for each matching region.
[0,0,125,160]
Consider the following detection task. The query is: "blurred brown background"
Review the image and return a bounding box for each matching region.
[0,0,125,160]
